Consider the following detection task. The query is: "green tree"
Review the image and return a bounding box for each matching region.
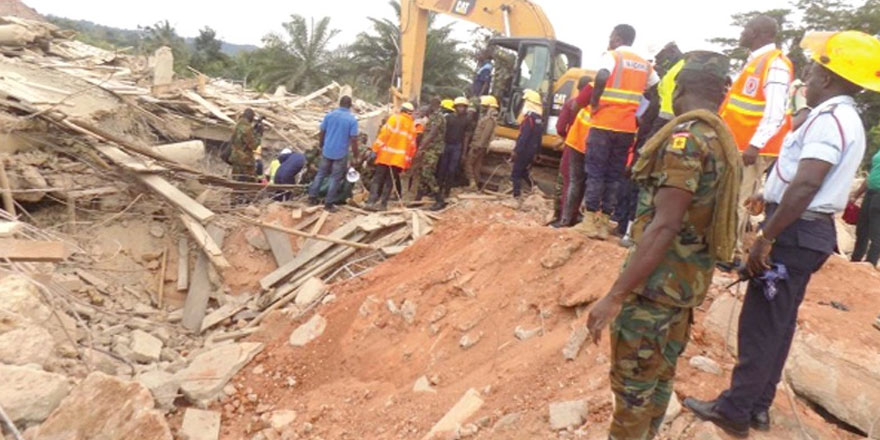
[139,20,191,75]
[252,15,340,93]
[191,27,231,77]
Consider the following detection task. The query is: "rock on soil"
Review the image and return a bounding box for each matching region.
[0,311,55,366]
[0,364,70,427]
[704,293,742,353]
[177,342,264,405]
[424,388,484,439]
[130,329,163,363]
[562,325,589,361]
[689,355,722,375]
[548,399,588,431]
[288,314,327,347]
[294,277,326,307]
[136,370,180,411]
[492,412,521,432]
[245,228,271,251]
[0,274,78,353]
[181,408,221,440]
[413,376,437,394]
[26,372,172,440]
[664,394,682,425]
[267,410,297,432]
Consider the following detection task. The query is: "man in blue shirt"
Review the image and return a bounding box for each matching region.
[309,96,359,212]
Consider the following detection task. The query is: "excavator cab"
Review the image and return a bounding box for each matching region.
[489,37,592,152]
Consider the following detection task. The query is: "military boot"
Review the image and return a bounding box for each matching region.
[595,213,610,241]
[574,211,599,237]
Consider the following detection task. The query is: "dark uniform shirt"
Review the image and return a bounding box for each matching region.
[445,113,474,145]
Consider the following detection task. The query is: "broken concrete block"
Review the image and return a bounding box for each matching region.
[424,388,484,439]
[689,355,722,376]
[664,394,682,425]
[268,410,297,432]
[691,421,723,440]
[0,311,55,367]
[493,412,521,432]
[0,274,78,349]
[288,314,327,347]
[294,277,326,307]
[704,294,742,353]
[429,305,447,323]
[514,325,542,341]
[181,408,221,440]
[177,342,264,405]
[548,399,588,431]
[130,329,163,363]
[137,370,180,411]
[400,299,417,324]
[562,326,589,361]
[0,364,71,427]
[245,228,271,252]
[413,376,436,394]
[459,332,482,350]
[27,372,172,440]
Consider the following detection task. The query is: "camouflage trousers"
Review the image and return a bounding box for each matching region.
[465,146,487,188]
[410,152,440,197]
[609,294,692,440]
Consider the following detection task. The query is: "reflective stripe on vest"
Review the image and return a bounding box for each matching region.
[372,113,417,169]
[720,49,793,157]
[591,50,653,134]
[564,108,591,153]
[658,59,685,120]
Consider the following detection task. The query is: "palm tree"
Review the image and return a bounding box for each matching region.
[255,15,340,94]
[139,20,191,74]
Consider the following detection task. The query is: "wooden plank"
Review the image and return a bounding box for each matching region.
[183,90,235,124]
[157,247,168,308]
[288,82,339,109]
[0,158,16,216]
[259,217,364,290]
[0,239,66,262]
[412,211,422,239]
[76,269,109,293]
[301,210,329,252]
[263,224,295,267]
[177,238,189,291]
[179,215,229,269]
[145,176,215,223]
[239,216,372,251]
[200,302,247,333]
[0,221,22,237]
[94,145,165,172]
[182,225,226,332]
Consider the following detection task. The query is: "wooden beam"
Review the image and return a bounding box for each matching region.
[179,215,229,269]
[177,237,189,291]
[143,176,215,223]
[182,224,226,332]
[0,239,66,262]
[240,216,373,253]
[200,301,247,333]
[288,82,339,109]
[76,269,109,293]
[183,90,235,124]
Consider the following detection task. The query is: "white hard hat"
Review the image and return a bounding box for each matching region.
[280,148,292,155]
[346,167,360,183]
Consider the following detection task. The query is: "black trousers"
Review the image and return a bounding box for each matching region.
[560,149,586,225]
[368,164,402,207]
[852,190,880,265]
[716,208,835,423]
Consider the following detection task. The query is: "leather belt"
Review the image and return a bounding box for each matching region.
[765,203,833,223]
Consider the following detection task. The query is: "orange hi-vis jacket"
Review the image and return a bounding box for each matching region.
[564,108,591,154]
[720,49,794,157]
[372,112,418,170]
[590,50,653,134]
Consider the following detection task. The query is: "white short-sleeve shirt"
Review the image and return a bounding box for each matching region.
[598,45,660,88]
[764,95,866,213]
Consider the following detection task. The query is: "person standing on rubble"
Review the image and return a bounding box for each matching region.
[510,89,544,201]
[464,95,499,191]
[583,52,740,440]
[410,97,447,210]
[438,97,475,198]
[230,108,259,182]
[309,96,360,213]
[685,31,880,438]
[366,102,418,211]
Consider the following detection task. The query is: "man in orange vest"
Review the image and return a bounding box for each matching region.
[720,15,794,262]
[366,102,418,211]
[582,24,660,240]
[552,76,593,228]
[557,81,594,228]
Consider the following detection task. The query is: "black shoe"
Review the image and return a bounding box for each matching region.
[429,202,446,212]
[683,398,749,438]
[308,197,320,206]
[324,204,339,213]
[751,410,770,431]
[716,257,743,273]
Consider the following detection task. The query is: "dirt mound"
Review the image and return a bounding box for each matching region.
[215,204,867,440]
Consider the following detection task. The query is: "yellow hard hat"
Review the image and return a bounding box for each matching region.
[441,99,455,111]
[523,89,542,105]
[800,31,880,93]
[401,102,415,112]
[480,95,499,108]
[453,97,470,107]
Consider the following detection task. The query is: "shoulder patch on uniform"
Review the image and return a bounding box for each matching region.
[671,133,690,150]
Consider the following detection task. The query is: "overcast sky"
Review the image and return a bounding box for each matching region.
[25,0,825,67]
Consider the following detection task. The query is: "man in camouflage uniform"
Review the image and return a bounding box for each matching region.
[465,96,499,190]
[410,98,447,210]
[230,108,258,182]
[584,52,741,440]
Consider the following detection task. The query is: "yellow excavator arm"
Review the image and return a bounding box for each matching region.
[398,0,556,103]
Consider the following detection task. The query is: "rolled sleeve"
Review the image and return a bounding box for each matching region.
[799,114,846,166]
[657,135,703,193]
[320,114,328,131]
[349,117,358,137]
[749,58,791,149]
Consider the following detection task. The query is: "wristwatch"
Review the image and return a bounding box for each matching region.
[756,230,776,245]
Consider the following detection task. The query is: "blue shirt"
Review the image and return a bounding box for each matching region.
[320,107,358,160]
[275,152,306,185]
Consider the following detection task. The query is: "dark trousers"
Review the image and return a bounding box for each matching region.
[308,156,347,206]
[852,190,880,265]
[554,147,571,218]
[561,149,586,225]
[368,164,402,207]
[584,128,635,215]
[437,143,462,194]
[716,210,835,423]
[511,142,539,197]
[612,179,639,233]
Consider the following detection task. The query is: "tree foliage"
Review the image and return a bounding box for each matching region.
[190,27,231,77]
[139,20,191,74]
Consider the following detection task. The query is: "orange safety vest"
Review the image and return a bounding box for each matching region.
[564,108,591,153]
[720,49,793,157]
[372,112,417,170]
[590,50,652,134]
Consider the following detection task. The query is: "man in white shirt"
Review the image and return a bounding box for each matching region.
[685,30,880,438]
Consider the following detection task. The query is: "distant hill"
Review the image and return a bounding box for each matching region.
[46,15,257,55]
[0,0,43,21]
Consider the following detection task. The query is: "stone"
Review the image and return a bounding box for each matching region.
[457,423,479,437]
[137,370,180,410]
[459,332,482,350]
[562,326,589,361]
[27,372,172,440]
[689,355,722,376]
[0,313,55,367]
[786,331,880,438]
[0,274,78,348]
[268,410,297,432]
[540,241,582,269]
[704,294,742,353]
[400,300,417,324]
[413,376,437,394]
[514,325,542,341]
[424,388,484,439]
[664,394,682,424]
[322,294,337,305]
[151,46,174,86]
[0,364,71,426]
[149,225,165,238]
[246,228,271,252]
[181,408,221,440]
[294,277,326,307]
[288,314,327,347]
[130,329,163,363]
[177,342,264,405]
[386,299,399,314]
[493,412,521,432]
[691,421,723,440]
[224,384,237,396]
[548,399,588,431]
[83,348,128,375]
[429,305,448,323]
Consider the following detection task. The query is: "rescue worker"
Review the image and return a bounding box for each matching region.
[583,24,660,240]
[309,96,360,212]
[720,15,794,264]
[410,97,447,210]
[510,89,544,200]
[685,31,880,438]
[553,75,593,227]
[465,95,499,191]
[584,51,739,440]
[471,54,493,97]
[558,81,594,228]
[438,97,475,197]
[367,102,418,211]
[229,108,259,182]
[653,42,686,133]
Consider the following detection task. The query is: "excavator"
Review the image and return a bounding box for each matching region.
[395,0,595,151]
